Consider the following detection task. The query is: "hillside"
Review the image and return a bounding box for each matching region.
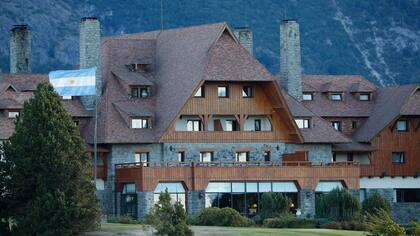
[0,0,419,85]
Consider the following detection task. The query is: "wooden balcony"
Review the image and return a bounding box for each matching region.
[115,161,360,192]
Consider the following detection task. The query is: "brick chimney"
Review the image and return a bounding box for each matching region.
[10,24,31,73]
[280,20,302,101]
[79,17,102,110]
[234,27,253,55]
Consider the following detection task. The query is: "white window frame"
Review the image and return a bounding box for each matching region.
[187,120,202,131]
[194,86,204,97]
[302,93,313,101]
[8,111,20,118]
[131,118,150,129]
[218,86,228,97]
[200,152,213,162]
[235,152,248,162]
[295,119,310,129]
[330,93,343,101]
[359,93,370,101]
[134,152,149,166]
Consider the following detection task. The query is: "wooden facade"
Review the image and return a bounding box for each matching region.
[160,81,302,143]
[361,117,420,177]
[115,162,360,192]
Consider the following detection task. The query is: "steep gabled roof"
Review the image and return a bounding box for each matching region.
[353,84,419,142]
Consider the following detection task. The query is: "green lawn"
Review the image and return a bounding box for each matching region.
[86,223,366,236]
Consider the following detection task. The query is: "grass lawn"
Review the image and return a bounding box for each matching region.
[86,223,366,236]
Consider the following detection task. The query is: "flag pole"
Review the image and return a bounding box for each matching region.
[93,86,98,182]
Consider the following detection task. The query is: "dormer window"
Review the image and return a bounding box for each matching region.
[295,118,310,129]
[396,120,408,132]
[242,86,253,98]
[330,93,343,101]
[218,86,229,98]
[359,93,370,101]
[62,96,72,100]
[8,111,20,119]
[331,121,342,131]
[131,86,149,98]
[128,63,148,72]
[302,93,313,101]
[131,117,151,129]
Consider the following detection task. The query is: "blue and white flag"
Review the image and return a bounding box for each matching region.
[49,67,96,96]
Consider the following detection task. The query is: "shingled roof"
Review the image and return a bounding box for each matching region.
[301,75,376,117]
[352,84,419,142]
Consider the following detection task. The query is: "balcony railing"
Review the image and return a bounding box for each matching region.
[115,161,359,169]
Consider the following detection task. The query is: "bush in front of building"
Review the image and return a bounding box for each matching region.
[362,191,391,215]
[260,192,290,220]
[107,216,142,224]
[0,83,100,235]
[146,190,193,236]
[366,208,405,236]
[405,220,420,236]
[318,220,367,231]
[263,214,316,228]
[193,207,252,227]
[315,187,361,222]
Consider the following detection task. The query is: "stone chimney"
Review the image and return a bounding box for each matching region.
[234,27,253,55]
[10,24,31,73]
[79,17,102,110]
[280,20,302,101]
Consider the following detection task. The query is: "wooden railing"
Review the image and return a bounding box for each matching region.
[115,161,359,169]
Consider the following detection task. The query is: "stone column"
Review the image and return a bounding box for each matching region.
[10,24,31,73]
[137,191,155,218]
[299,189,315,218]
[187,190,205,216]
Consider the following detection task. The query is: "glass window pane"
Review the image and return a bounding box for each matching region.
[123,183,136,193]
[218,86,227,97]
[232,182,245,192]
[155,182,185,193]
[396,121,407,131]
[302,93,313,101]
[272,182,298,193]
[246,193,258,216]
[206,182,231,193]
[246,182,258,193]
[259,182,272,192]
[177,193,186,207]
[315,181,343,192]
[232,193,245,214]
[205,193,219,208]
[195,87,203,97]
[218,193,232,208]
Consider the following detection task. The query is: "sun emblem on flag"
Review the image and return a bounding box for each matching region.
[68,79,76,85]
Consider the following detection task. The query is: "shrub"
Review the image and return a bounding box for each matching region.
[146,190,193,236]
[366,208,405,236]
[263,214,315,228]
[362,191,391,215]
[320,221,342,230]
[260,192,290,220]
[341,220,367,231]
[107,216,142,224]
[406,221,420,236]
[193,207,251,227]
[315,187,361,222]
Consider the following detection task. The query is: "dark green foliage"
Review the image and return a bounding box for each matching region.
[315,188,361,222]
[362,191,391,215]
[107,216,142,224]
[366,208,405,236]
[0,82,100,235]
[193,207,252,227]
[263,214,316,228]
[320,221,343,230]
[260,192,290,220]
[405,220,420,236]
[318,220,367,231]
[146,190,193,236]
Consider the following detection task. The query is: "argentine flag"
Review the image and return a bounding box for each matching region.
[49,67,96,96]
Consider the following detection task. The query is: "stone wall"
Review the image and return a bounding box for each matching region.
[391,203,420,224]
[187,190,206,216]
[137,191,154,218]
[299,189,315,218]
[294,144,333,163]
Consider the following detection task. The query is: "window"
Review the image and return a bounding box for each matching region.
[62,96,72,100]
[396,120,407,132]
[187,120,202,131]
[347,153,354,162]
[218,86,229,97]
[225,120,238,131]
[352,121,358,129]
[134,152,149,166]
[154,182,186,207]
[178,152,185,162]
[392,152,405,164]
[263,151,270,162]
[131,87,149,98]
[359,93,370,101]
[200,152,213,162]
[235,152,249,162]
[131,118,150,129]
[396,189,420,202]
[330,93,343,101]
[242,86,253,98]
[8,111,19,118]
[302,93,313,101]
[331,121,342,131]
[74,120,79,126]
[254,119,261,131]
[194,86,204,97]
[295,119,310,129]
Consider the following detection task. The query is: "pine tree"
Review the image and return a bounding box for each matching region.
[0,82,100,235]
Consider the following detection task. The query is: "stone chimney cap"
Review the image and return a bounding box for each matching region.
[81,17,98,22]
[282,19,298,23]
[11,24,29,30]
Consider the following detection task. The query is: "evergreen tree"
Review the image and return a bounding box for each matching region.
[362,191,391,215]
[260,192,290,220]
[0,82,100,235]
